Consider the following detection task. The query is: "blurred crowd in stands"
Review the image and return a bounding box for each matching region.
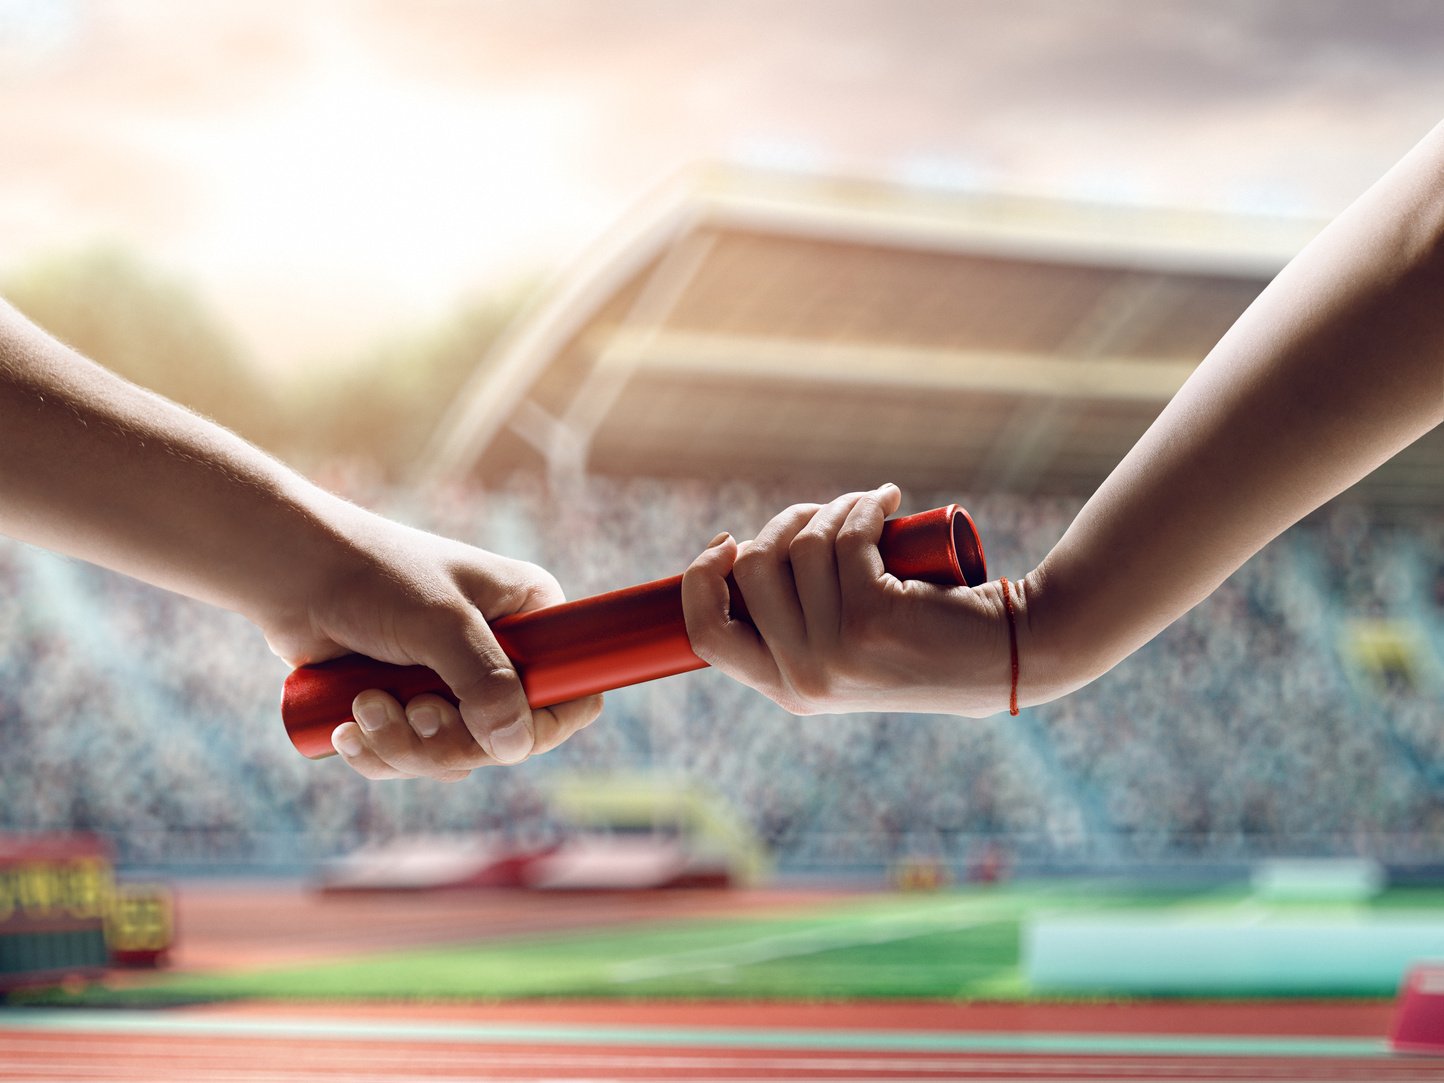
[1,473,1442,875]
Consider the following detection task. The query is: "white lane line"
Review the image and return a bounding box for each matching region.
[0,1071,1425,1083]
[609,903,1011,982]
[0,1011,1393,1059]
[2,1036,1394,1074]
[6,1032,1413,1081]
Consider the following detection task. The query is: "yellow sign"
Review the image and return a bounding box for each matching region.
[0,857,113,925]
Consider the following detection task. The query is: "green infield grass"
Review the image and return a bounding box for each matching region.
[19,882,1444,1007]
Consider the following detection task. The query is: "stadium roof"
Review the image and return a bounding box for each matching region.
[420,166,1444,508]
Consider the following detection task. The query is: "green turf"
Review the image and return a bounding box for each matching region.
[15,882,1432,1007]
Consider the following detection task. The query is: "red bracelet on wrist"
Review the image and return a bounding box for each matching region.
[999,577,1020,716]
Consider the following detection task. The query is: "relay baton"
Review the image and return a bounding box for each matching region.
[281,504,987,759]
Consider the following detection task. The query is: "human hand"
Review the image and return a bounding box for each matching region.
[681,485,1020,717]
[260,505,602,782]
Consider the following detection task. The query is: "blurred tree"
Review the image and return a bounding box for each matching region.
[4,247,280,450]
[5,246,527,480]
[286,287,525,479]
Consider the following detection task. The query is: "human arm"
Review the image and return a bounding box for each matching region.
[0,300,601,776]
[682,120,1444,715]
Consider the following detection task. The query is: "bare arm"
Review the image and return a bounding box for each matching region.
[683,121,1444,715]
[1023,119,1444,700]
[0,301,600,773]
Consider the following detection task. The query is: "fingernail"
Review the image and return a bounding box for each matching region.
[489,717,534,764]
[354,697,389,732]
[708,531,732,548]
[333,726,363,757]
[411,704,442,738]
[879,482,899,495]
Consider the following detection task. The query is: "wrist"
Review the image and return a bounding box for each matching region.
[239,476,375,633]
[1007,566,1103,708]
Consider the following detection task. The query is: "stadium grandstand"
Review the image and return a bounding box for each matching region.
[420,164,1444,505]
[2,167,1443,885]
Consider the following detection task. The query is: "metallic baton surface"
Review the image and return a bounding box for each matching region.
[282,504,987,759]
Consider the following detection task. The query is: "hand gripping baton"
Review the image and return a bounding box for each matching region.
[281,504,987,759]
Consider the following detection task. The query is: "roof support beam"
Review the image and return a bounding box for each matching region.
[548,230,719,484]
[973,272,1179,492]
[594,328,1198,402]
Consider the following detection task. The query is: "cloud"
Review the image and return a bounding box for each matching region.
[2,0,1441,367]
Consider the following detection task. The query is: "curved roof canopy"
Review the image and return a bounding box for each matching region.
[420,166,1443,508]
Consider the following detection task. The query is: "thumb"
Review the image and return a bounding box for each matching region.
[837,482,902,595]
[682,531,778,685]
[422,608,536,765]
[459,556,566,620]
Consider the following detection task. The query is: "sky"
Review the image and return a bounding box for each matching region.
[2,0,1442,373]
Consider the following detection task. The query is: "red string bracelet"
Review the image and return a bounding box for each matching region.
[998,577,1020,716]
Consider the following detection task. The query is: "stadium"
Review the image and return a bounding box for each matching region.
[3,3,1444,1080]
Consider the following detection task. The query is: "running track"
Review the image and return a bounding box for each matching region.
[1,1000,1434,1081]
[2,886,1435,1080]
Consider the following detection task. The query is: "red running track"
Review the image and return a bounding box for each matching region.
[0,999,1429,1082]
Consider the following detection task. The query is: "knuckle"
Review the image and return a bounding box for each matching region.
[785,665,831,706]
[732,544,767,581]
[835,520,875,554]
[575,694,604,728]
[458,664,525,705]
[536,707,571,744]
[530,708,572,755]
[435,742,488,773]
[687,631,725,665]
[519,561,563,601]
[349,759,396,781]
[787,529,830,561]
[352,721,401,755]
[776,690,817,717]
[761,504,819,541]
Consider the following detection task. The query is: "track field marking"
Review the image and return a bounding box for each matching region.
[2,1050,1435,1083]
[0,1040,1423,1077]
[0,1009,1393,1058]
[1,1034,1431,1083]
[4,1034,1408,1074]
[0,1075,1420,1083]
[609,900,1012,982]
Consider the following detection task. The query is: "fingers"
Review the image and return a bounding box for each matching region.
[682,531,781,689]
[462,557,566,615]
[734,487,896,650]
[730,503,818,648]
[531,693,605,756]
[335,680,600,780]
[324,485,905,785]
[331,691,478,783]
[447,557,574,765]
[367,554,593,774]
[332,721,413,780]
[394,558,599,769]
[685,485,904,716]
[788,491,868,641]
[837,483,901,598]
[304,524,600,783]
[422,609,538,766]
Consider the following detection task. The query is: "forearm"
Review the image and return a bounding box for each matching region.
[0,300,604,776]
[0,300,355,626]
[1025,123,1444,698]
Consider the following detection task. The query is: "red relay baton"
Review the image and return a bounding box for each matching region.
[281,505,987,759]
